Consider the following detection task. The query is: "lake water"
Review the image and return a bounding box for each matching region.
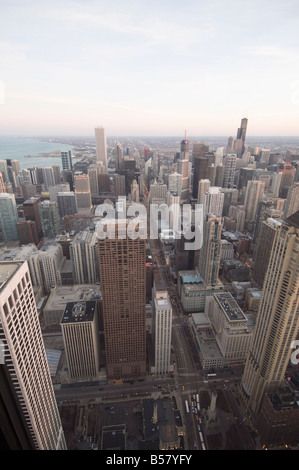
[0,137,74,169]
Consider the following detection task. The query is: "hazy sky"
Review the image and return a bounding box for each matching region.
[1,0,299,137]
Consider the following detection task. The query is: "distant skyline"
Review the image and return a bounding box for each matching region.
[1,0,299,136]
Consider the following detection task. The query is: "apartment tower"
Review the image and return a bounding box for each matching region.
[0,261,67,449]
[241,211,299,416]
[98,219,147,379]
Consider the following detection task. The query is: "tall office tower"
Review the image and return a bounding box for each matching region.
[88,165,99,195]
[208,164,216,186]
[168,172,182,197]
[11,159,20,176]
[198,214,222,286]
[98,219,147,379]
[57,192,77,218]
[215,165,224,187]
[38,200,60,239]
[228,204,246,232]
[61,301,100,380]
[253,218,282,288]
[114,140,123,171]
[74,174,92,213]
[49,183,70,202]
[177,136,190,202]
[234,117,248,157]
[0,193,18,241]
[0,261,67,449]
[226,136,234,154]
[153,284,173,376]
[283,182,299,219]
[42,167,55,190]
[167,192,180,230]
[21,184,36,201]
[62,169,74,191]
[0,160,9,182]
[17,220,39,246]
[113,174,126,197]
[279,164,295,197]
[131,179,139,203]
[223,154,237,188]
[271,172,282,198]
[203,187,224,217]
[149,182,167,203]
[52,164,61,185]
[69,227,99,284]
[193,156,209,198]
[191,142,209,165]
[38,242,63,293]
[244,180,265,222]
[23,197,43,241]
[61,150,73,170]
[215,147,224,166]
[95,126,107,171]
[197,179,210,204]
[241,211,299,416]
[0,172,6,192]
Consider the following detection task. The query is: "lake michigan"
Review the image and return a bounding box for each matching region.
[0,137,74,169]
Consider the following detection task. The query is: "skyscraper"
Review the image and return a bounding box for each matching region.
[95,126,107,171]
[0,193,19,241]
[70,227,100,284]
[202,186,224,218]
[0,260,67,449]
[42,167,55,190]
[234,117,248,157]
[74,174,92,213]
[98,219,147,379]
[61,150,73,171]
[38,200,60,239]
[61,301,100,380]
[153,283,173,376]
[57,191,77,218]
[241,211,299,416]
[223,154,237,188]
[193,156,209,199]
[244,180,265,223]
[177,136,190,202]
[283,182,299,220]
[198,214,222,286]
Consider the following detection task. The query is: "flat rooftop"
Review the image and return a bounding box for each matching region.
[215,292,247,322]
[61,300,96,324]
[0,261,23,292]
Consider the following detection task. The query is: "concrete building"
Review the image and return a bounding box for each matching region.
[283,182,299,220]
[57,191,77,218]
[152,285,173,376]
[98,219,147,379]
[0,193,19,241]
[61,150,73,170]
[223,154,237,188]
[198,214,222,286]
[61,301,100,380]
[38,200,60,239]
[95,126,107,171]
[69,226,99,284]
[253,218,282,288]
[0,261,67,449]
[241,211,299,416]
[244,180,265,223]
[202,187,224,217]
[205,293,253,367]
[74,174,92,213]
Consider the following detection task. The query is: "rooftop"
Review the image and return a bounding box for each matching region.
[214,292,247,322]
[0,261,22,292]
[61,300,97,324]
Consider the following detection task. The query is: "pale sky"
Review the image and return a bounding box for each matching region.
[1,0,299,136]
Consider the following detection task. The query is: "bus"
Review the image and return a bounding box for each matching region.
[185,400,189,414]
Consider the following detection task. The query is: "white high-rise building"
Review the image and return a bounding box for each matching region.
[153,286,173,376]
[168,172,182,197]
[0,260,67,449]
[197,179,210,204]
[69,227,99,284]
[42,167,55,191]
[95,126,107,170]
[223,154,237,188]
[244,180,265,222]
[203,186,224,217]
